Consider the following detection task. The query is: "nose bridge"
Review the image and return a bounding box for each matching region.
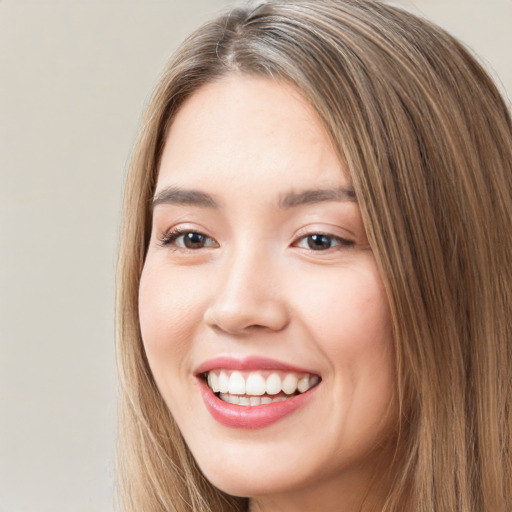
[205,238,288,334]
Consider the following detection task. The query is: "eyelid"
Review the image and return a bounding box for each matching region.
[292,224,355,242]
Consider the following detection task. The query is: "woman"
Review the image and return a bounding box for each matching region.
[116,1,512,511]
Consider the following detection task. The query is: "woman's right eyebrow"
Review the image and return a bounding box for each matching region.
[152,186,218,209]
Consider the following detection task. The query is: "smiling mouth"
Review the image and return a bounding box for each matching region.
[203,370,321,406]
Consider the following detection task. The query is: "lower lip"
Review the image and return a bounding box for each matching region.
[198,379,318,429]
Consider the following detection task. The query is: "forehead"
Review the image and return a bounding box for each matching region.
[157,74,350,195]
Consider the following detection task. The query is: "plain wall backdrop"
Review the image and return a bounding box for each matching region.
[0,1,510,511]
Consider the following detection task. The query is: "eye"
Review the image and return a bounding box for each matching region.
[159,229,218,250]
[295,233,354,251]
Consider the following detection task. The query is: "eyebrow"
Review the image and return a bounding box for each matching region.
[278,186,357,208]
[152,186,218,209]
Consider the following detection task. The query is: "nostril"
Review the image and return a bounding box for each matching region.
[208,322,271,336]
[204,302,289,334]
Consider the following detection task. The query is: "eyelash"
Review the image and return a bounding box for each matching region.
[294,232,355,251]
[158,228,354,252]
[158,228,218,250]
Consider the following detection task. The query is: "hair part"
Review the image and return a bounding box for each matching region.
[116,1,512,510]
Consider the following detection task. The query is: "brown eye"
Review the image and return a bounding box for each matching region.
[159,230,218,249]
[182,232,208,249]
[295,233,354,251]
[307,234,333,250]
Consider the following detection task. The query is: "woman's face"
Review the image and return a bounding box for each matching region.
[139,75,397,510]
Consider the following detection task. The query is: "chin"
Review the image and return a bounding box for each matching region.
[200,462,302,499]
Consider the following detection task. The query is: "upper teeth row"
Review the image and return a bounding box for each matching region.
[207,370,320,396]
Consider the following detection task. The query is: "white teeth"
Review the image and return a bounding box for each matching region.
[266,373,282,395]
[228,371,245,395]
[310,375,320,387]
[207,370,321,403]
[226,394,239,405]
[245,373,266,395]
[219,393,297,406]
[282,373,298,395]
[297,375,310,393]
[239,396,250,406]
[208,372,219,393]
[218,371,229,393]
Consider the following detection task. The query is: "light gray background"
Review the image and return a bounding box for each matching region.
[0,1,510,511]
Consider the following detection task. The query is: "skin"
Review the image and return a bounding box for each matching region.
[139,75,398,512]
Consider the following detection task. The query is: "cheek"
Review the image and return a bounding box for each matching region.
[294,262,392,357]
[331,281,392,361]
[293,261,396,414]
[138,262,205,367]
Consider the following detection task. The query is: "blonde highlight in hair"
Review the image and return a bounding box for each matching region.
[116,1,512,510]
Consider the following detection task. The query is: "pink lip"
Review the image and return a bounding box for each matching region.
[195,356,320,429]
[198,379,318,429]
[195,356,316,375]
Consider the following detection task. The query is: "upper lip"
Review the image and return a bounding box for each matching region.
[195,356,319,376]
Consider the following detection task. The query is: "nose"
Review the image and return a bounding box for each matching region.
[204,246,289,335]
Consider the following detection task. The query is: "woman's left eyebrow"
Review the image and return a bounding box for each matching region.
[278,186,357,208]
[152,186,218,209]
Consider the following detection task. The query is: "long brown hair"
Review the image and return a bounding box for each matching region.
[116,1,512,510]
